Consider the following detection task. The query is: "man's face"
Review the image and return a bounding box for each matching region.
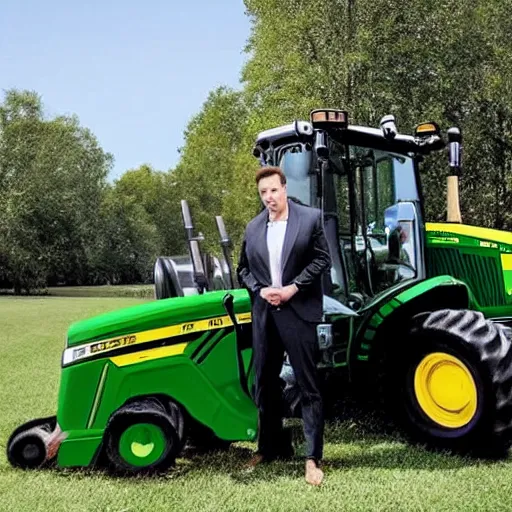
[258,174,287,215]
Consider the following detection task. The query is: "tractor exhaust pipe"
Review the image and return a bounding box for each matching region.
[446,127,462,223]
[215,215,237,289]
[181,200,208,294]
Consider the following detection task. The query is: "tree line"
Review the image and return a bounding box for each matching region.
[2,0,512,292]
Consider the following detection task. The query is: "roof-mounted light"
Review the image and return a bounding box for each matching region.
[415,121,440,137]
[310,109,348,128]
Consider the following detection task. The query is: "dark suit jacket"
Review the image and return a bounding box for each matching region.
[237,199,331,327]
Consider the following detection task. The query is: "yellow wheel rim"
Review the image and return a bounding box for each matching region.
[414,352,477,429]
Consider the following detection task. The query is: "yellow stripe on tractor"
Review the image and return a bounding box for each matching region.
[62,312,252,366]
[110,343,189,367]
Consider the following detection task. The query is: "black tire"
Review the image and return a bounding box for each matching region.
[105,398,182,475]
[399,309,512,456]
[7,416,57,469]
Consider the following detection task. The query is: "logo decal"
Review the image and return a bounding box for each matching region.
[181,323,195,333]
[91,335,136,354]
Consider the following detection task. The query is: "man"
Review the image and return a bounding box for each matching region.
[237,166,331,486]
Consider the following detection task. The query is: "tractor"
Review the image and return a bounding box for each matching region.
[250,109,512,455]
[7,109,512,474]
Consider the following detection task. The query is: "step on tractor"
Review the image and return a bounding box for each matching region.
[8,109,512,474]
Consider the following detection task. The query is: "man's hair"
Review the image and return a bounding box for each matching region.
[255,166,287,185]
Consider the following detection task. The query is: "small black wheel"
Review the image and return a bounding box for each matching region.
[399,309,512,456]
[105,398,182,474]
[7,417,57,469]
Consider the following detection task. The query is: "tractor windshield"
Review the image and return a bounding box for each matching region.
[326,139,421,298]
[277,138,422,301]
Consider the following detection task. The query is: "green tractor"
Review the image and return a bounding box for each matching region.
[252,110,512,454]
[7,109,512,474]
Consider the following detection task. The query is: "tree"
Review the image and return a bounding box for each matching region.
[241,0,512,229]
[113,164,186,257]
[87,186,160,285]
[171,87,251,253]
[0,89,112,292]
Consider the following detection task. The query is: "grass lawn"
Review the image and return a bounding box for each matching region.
[1,296,512,511]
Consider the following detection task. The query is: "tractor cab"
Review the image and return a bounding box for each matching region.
[253,109,452,311]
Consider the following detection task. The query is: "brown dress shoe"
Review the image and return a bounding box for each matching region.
[305,459,324,486]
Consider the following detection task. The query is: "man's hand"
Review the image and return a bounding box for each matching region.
[260,287,282,306]
[277,284,299,304]
[261,284,298,306]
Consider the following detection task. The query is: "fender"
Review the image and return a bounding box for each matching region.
[352,275,473,366]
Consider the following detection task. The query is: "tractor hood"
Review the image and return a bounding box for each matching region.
[426,222,512,314]
[66,289,251,348]
[426,223,512,248]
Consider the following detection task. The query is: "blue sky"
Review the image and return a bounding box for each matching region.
[0,1,251,179]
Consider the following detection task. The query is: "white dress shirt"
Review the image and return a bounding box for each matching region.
[266,220,287,288]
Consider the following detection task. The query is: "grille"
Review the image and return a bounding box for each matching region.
[427,248,505,307]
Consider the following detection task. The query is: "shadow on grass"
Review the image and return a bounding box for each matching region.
[72,410,503,485]
[166,440,485,485]
[173,396,512,484]
[27,434,504,487]
[17,401,509,484]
